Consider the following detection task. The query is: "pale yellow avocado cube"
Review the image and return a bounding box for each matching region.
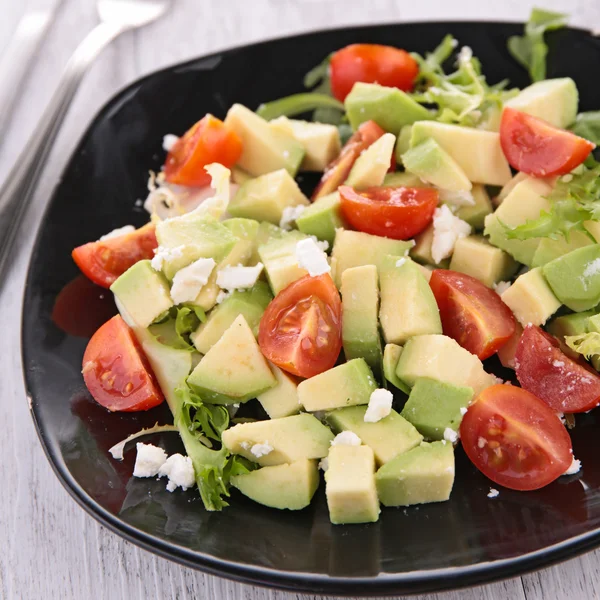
[584,221,600,243]
[450,236,518,287]
[256,363,301,419]
[495,172,529,205]
[345,133,396,189]
[269,117,341,172]
[325,445,380,524]
[500,267,561,327]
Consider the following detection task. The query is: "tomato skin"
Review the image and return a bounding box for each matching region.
[500,108,595,177]
[515,324,600,413]
[339,184,437,241]
[460,384,573,491]
[429,270,516,360]
[258,274,342,378]
[82,315,163,412]
[72,223,157,289]
[163,114,242,187]
[312,120,386,201]
[330,44,419,102]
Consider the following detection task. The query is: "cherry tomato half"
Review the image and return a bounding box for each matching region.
[500,107,595,177]
[330,44,419,102]
[163,114,242,187]
[515,324,600,413]
[72,223,157,289]
[429,270,516,360]
[258,274,342,378]
[460,384,573,491]
[82,315,163,412]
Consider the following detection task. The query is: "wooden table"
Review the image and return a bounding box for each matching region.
[3,0,600,598]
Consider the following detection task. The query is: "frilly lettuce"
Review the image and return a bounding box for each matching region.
[565,332,600,360]
[150,305,207,352]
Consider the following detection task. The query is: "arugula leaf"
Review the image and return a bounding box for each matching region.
[565,332,600,359]
[571,111,600,145]
[304,53,333,91]
[507,8,568,82]
[256,93,344,121]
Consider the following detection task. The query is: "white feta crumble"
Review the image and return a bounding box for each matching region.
[460,407,468,416]
[216,262,264,291]
[151,245,185,271]
[395,257,407,268]
[99,225,135,241]
[296,238,331,276]
[331,431,362,447]
[437,189,475,207]
[158,454,195,492]
[133,443,168,478]
[487,488,499,499]
[279,205,307,230]
[170,257,216,304]
[583,259,600,278]
[443,427,459,443]
[318,457,329,472]
[216,290,232,304]
[364,388,393,423]
[493,281,512,295]
[162,133,179,152]
[250,442,273,458]
[309,235,329,252]
[431,205,471,264]
[553,360,565,368]
[564,456,581,476]
[477,437,487,448]
[240,441,251,451]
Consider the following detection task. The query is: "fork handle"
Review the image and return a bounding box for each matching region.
[0,20,125,280]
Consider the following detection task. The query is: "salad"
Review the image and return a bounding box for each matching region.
[71,9,600,525]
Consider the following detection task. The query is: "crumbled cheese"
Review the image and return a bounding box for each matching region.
[477,437,487,448]
[487,488,499,499]
[132,443,168,478]
[364,388,393,423]
[443,427,459,443]
[318,457,329,472]
[583,259,600,278]
[216,263,264,291]
[99,225,135,241]
[309,235,329,252]
[296,238,331,276]
[158,454,195,492]
[279,205,307,230]
[460,407,468,416]
[151,245,185,271]
[162,134,179,152]
[170,257,216,304]
[395,257,407,268]
[431,205,471,264]
[240,441,251,450]
[250,441,273,458]
[564,456,581,476]
[493,281,512,295]
[437,189,475,207]
[216,290,232,304]
[561,174,574,183]
[553,360,565,368]
[331,431,362,447]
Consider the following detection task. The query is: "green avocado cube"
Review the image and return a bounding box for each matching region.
[400,378,473,441]
[382,344,410,394]
[382,171,424,188]
[531,231,593,268]
[345,133,396,190]
[258,229,309,294]
[376,441,455,507]
[295,191,347,246]
[256,363,301,419]
[452,185,493,230]
[395,125,413,164]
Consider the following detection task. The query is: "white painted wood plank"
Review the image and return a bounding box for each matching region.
[1,0,600,599]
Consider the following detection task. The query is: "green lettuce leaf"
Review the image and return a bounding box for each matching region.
[571,111,600,145]
[256,93,344,121]
[150,306,206,352]
[565,332,600,359]
[507,8,568,82]
[176,385,230,443]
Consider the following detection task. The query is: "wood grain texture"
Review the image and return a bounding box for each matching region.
[1,0,600,598]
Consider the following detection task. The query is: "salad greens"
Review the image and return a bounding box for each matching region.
[565,332,600,359]
[571,111,600,145]
[256,93,344,121]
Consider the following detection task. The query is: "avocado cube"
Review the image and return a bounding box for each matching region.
[331,229,413,288]
[382,171,424,188]
[496,172,529,205]
[585,221,600,243]
[187,315,276,403]
[297,359,377,412]
[501,268,561,327]
[341,265,383,376]
[449,235,518,287]
[231,459,319,510]
[191,282,272,354]
[396,334,495,395]
[382,344,410,394]
[376,441,454,507]
[401,378,473,441]
[256,363,301,419]
[325,445,380,524]
[224,104,304,176]
[222,217,260,242]
[228,169,310,225]
[231,166,253,185]
[394,125,413,164]
[345,133,396,190]
[453,185,493,230]
[548,311,594,340]
[345,82,432,134]
[295,192,347,246]
[543,245,600,312]
[221,413,334,467]
[531,231,593,268]
[410,223,449,268]
[379,256,442,345]
[110,260,173,328]
[258,229,309,294]
[326,406,423,465]
[402,138,472,192]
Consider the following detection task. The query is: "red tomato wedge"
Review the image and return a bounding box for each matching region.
[460,384,573,491]
[82,315,163,412]
[429,270,516,360]
[515,324,600,413]
[339,184,438,241]
[258,274,342,378]
[330,44,419,102]
[163,114,242,187]
[500,107,595,177]
[72,223,157,289]
[312,120,388,201]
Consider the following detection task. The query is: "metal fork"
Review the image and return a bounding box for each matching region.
[0,0,172,282]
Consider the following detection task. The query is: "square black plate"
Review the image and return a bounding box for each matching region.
[21,21,600,596]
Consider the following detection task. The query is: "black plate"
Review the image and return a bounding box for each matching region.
[22,21,600,596]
